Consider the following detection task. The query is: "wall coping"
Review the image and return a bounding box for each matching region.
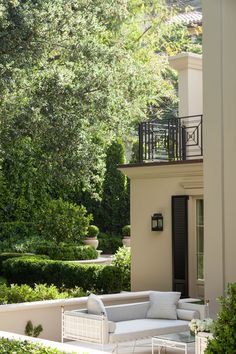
[169,52,202,71]
[0,291,151,313]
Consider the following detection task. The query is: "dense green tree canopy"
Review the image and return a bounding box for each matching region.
[0,0,176,213]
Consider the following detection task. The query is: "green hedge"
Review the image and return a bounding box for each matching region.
[0,253,49,271]
[3,258,122,293]
[0,283,84,304]
[98,233,122,254]
[0,338,68,353]
[34,242,97,260]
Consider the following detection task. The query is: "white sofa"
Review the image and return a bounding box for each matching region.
[62,293,207,349]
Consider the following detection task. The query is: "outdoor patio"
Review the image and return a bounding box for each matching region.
[66,338,195,353]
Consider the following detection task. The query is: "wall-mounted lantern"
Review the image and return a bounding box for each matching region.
[151,213,163,231]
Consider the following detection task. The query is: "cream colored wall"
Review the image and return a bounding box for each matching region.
[203,0,236,317]
[0,292,150,342]
[120,162,203,293]
[169,53,202,117]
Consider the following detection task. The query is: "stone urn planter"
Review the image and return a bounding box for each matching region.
[83,225,99,249]
[195,332,213,354]
[122,225,131,247]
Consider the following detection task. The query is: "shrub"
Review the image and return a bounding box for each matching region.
[34,198,92,243]
[0,338,68,353]
[100,139,130,235]
[87,225,99,238]
[33,242,97,261]
[0,283,84,304]
[0,253,49,272]
[98,233,122,254]
[122,225,131,237]
[112,247,131,291]
[205,283,236,354]
[3,258,122,293]
[0,222,38,253]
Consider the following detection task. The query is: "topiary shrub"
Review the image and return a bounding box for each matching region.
[0,338,70,353]
[112,247,131,291]
[34,198,92,244]
[3,258,122,294]
[33,241,97,260]
[87,225,99,238]
[0,283,84,304]
[122,225,131,237]
[98,233,122,254]
[205,283,236,354]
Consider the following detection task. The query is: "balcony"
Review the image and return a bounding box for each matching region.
[138,115,203,163]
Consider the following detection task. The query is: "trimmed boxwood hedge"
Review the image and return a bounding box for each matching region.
[34,242,98,261]
[0,253,49,271]
[0,338,68,353]
[3,258,122,293]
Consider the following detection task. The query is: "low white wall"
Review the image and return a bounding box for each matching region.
[0,331,105,354]
[0,291,150,342]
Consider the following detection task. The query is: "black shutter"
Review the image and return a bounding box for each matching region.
[172,195,189,298]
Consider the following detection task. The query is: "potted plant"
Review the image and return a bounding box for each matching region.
[122,225,131,247]
[189,318,213,354]
[83,225,99,249]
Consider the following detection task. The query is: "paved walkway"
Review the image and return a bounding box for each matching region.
[68,254,113,265]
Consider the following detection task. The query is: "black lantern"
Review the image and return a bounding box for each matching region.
[151,213,163,231]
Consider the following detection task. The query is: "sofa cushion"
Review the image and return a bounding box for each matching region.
[109,318,189,343]
[177,309,200,321]
[108,321,116,333]
[147,292,181,320]
[106,302,149,322]
[87,294,107,316]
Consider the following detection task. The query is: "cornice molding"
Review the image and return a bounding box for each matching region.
[119,161,203,180]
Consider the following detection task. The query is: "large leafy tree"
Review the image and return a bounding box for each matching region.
[0,0,170,218]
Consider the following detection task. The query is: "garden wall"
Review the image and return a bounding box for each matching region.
[0,291,150,342]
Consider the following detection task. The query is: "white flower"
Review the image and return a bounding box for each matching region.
[189,318,213,333]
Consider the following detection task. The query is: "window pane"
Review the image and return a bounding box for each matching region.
[196,200,204,280]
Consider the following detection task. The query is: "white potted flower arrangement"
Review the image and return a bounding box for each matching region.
[189,319,214,354]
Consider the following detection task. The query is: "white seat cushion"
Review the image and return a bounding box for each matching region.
[147,292,181,320]
[109,318,189,343]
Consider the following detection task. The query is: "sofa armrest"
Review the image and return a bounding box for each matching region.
[177,302,208,320]
[62,310,109,344]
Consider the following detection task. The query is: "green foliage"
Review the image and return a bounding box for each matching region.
[205,283,236,354]
[25,321,43,338]
[155,22,202,56]
[99,140,130,235]
[33,242,97,261]
[0,283,84,305]
[0,0,168,216]
[98,233,122,254]
[87,225,99,238]
[3,258,122,294]
[34,198,91,243]
[0,222,38,252]
[122,225,131,237]
[112,247,131,291]
[0,253,49,272]
[0,338,69,353]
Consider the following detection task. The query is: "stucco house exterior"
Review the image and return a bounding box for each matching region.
[119,0,236,318]
[119,52,204,302]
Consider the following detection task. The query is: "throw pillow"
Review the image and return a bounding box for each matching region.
[146,291,181,320]
[87,293,107,316]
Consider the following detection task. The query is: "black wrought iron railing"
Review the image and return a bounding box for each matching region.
[138,115,203,162]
